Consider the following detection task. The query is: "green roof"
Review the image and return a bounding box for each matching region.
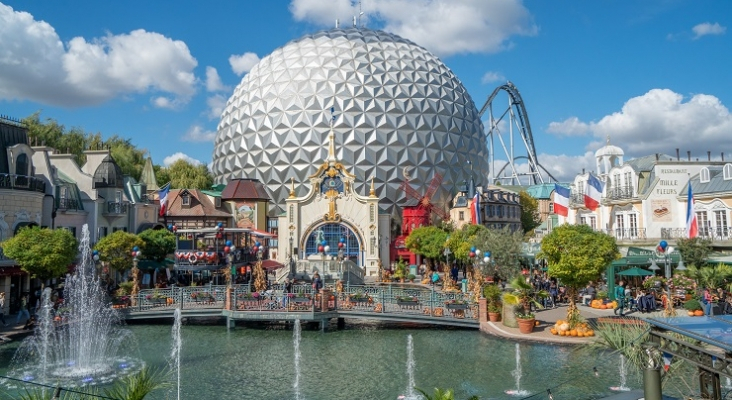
[525,183,569,199]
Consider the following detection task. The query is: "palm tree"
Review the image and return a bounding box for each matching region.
[104,365,171,400]
[503,276,548,317]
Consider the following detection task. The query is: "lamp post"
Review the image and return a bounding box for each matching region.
[131,246,141,306]
[289,236,295,278]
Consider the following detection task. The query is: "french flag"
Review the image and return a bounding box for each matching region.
[663,352,673,371]
[686,181,698,239]
[158,183,171,217]
[471,192,481,225]
[554,184,570,217]
[584,174,604,211]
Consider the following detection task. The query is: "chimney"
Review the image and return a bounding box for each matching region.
[655,153,659,161]
[723,152,725,162]
[582,168,585,175]
[708,151,711,161]
[687,151,691,161]
[676,148,680,161]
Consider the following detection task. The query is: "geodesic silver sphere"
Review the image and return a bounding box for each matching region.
[212,27,488,215]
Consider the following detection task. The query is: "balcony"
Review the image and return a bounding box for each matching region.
[607,186,634,201]
[662,227,732,241]
[0,173,46,193]
[570,194,584,205]
[105,201,129,215]
[604,228,647,241]
[57,198,82,211]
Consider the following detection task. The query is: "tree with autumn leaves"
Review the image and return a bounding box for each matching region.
[539,224,619,327]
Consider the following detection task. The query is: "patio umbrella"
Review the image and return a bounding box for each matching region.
[617,267,654,277]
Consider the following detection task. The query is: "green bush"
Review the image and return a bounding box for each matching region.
[683,298,702,311]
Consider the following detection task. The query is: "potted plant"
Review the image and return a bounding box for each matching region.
[683,298,704,316]
[349,292,372,304]
[483,284,503,322]
[445,299,468,310]
[407,273,416,283]
[502,276,548,333]
[393,260,408,282]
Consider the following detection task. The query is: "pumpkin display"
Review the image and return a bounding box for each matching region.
[550,320,595,337]
[694,310,704,316]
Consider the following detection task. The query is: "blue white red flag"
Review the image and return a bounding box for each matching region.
[471,192,481,225]
[663,352,673,371]
[686,181,698,238]
[584,174,604,211]
[554,184,570,217]
[158,183,171,217]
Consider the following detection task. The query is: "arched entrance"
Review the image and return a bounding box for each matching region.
[304,223,361,265]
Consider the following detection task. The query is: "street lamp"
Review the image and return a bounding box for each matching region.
[289,236,295,277]
[131,246,142,306]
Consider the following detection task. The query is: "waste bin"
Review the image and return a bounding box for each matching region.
[461,279,468,292]
[409,265,417,277]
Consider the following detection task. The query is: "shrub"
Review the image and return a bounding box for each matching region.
[683,298,702,311]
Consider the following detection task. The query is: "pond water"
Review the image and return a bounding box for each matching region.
[1,319,646,399]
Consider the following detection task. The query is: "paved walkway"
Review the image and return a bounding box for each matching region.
[480,303,669,345]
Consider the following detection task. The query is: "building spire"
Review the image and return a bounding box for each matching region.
[289,177,296,198]
[327,106,337,165]
[369,176,376,197]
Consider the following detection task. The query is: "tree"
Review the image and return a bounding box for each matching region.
[539,224,619,327]
[405,226,450,264]
[518,190,541,234]
[676,237,712,268]
[445,224,483,263]
[1,227,78,281]
[137,229,176,262]
[95,231,145,271]
[473,226,524,279]
[158,159,213,189]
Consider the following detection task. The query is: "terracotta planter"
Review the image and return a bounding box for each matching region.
[517,318,535,334]
[488,312,501,322]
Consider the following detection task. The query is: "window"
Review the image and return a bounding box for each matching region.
[549,203,554,213]
[458,211,464,221]
[714,210,728,238]
[182,195,191,206]
[629,214,638,237]
[97,227,108,241]
[215,197,222,207]
[589,216,597,230]
[15,153,28,176]
[697,212,709,236]
[700,167,710,183]
[613,173,621,189]
[615,214,625,237]
[624,171,633,195]
[63,226,77,238]
[724,164,732,180]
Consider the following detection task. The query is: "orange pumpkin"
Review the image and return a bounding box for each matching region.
[570,330,577,336]
[688,311,695,316]
[586,330,594,336]
[535,320,540,327]
[550,328,558,335]
[694,310,704,316]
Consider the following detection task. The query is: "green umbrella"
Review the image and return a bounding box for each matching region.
[617,266,654,277]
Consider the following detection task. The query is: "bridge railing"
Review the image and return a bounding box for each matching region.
[122,284,481,322]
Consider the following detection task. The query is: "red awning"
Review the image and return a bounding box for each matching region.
[250,229,275,238]
[246,260,284,270]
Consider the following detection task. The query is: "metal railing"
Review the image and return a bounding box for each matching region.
[607,186,634,200]
[570,194,585,205]
[0,173,46,192]
[106,201,129,214]
[604,228,647,240]
[57,198,81,211]
[121,284,480,323]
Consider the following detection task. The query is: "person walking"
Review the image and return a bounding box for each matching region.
[16,294,30,324]
[0,292,8,326]
[312,272,323,293]
[614,281,626,316]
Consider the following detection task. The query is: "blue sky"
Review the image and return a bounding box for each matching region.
[1,1,730,182]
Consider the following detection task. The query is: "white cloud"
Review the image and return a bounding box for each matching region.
[205,66,229,92]
[229,52,260,76]
[151,96,187,110]
[206,94,228,120]
[692,22,726,39]
[481,71,505,84]
[289,0,537,57]
[0,3,198,107]
[546,117,591,137]
[163,152,203,167]
[548,89,732,157]
[182,125,217,142]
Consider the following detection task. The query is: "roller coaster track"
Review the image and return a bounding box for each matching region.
[479,82,557,185]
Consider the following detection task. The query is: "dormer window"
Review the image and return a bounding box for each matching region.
[700,167,710,183]
[15,153,28,176]
[724,164,732,180]
[215,197,222,207]
[182,194,191,207]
